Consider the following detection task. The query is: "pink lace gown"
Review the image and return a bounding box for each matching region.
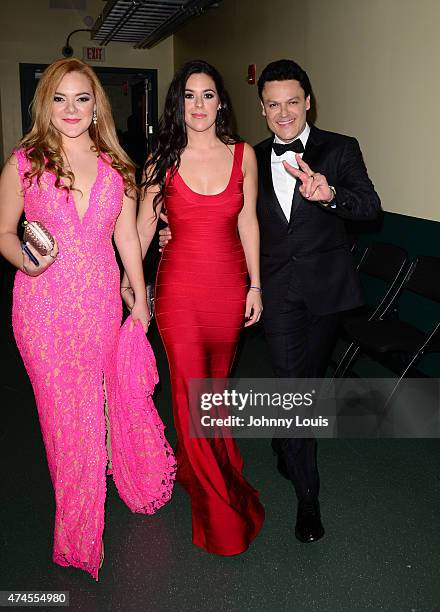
[12,149,175,580]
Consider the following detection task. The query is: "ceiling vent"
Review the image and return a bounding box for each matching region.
[91,0,221,49]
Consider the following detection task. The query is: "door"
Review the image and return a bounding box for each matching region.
[19,63,158,161]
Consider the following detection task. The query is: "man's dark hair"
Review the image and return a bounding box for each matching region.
[257,59,312,100]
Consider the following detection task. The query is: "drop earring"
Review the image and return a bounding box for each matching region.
[92,108,97,125]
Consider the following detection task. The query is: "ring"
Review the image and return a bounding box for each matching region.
[309,174,315,179]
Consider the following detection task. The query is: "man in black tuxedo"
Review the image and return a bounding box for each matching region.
[256,59,380,543]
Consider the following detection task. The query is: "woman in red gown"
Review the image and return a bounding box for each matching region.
[123,60,264,554]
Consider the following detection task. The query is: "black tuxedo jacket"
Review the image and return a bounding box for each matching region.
[254,124,381,317]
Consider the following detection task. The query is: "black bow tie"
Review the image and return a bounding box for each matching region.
[272,139,305,156]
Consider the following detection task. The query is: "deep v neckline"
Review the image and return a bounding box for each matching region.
[70,155,101,225]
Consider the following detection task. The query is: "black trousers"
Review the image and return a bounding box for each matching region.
[263,275,341,500]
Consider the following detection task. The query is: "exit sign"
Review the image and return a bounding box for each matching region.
[83,47,105,62]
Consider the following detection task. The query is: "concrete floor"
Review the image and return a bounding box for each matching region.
[1,313,440,611]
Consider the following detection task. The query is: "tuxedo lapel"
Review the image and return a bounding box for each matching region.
[259,139,289,226]
[288,125,324,225]
[301,125,323,171]
[289,181,302,223]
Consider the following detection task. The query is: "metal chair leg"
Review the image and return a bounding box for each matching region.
[333,343,361,378]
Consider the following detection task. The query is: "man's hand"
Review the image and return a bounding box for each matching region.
[158,211,172,251]
[283,154,333,202]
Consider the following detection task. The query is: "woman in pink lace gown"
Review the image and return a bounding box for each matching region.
[0,59,170,580]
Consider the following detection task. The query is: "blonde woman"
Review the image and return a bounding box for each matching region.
[0,58,150,579]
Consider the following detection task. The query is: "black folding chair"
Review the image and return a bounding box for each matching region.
[333,242,409,377]
[334,256,440,398]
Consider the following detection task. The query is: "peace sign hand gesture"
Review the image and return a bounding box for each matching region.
[283,154,334,203]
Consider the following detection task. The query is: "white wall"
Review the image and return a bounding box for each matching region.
[175,0,440,222]
[305,0,440,221]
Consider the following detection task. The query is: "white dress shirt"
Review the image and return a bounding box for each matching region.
[271,123,310,221]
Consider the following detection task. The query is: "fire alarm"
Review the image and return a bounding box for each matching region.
[247,64,256,85]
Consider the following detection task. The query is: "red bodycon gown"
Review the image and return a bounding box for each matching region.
[155,142,264,555]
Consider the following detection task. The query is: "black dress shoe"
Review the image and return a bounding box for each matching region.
[295,495,325,543]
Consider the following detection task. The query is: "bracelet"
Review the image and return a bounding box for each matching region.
[320,185,337,207]
[121,286,132,293]
[249,285,262,292]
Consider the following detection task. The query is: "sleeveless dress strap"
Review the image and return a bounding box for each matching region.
[166,165,180,189]
[233,141,245,170]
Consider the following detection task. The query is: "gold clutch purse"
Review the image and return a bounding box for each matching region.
[22,220,55,256]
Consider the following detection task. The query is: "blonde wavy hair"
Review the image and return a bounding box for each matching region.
[19,57,137,196]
